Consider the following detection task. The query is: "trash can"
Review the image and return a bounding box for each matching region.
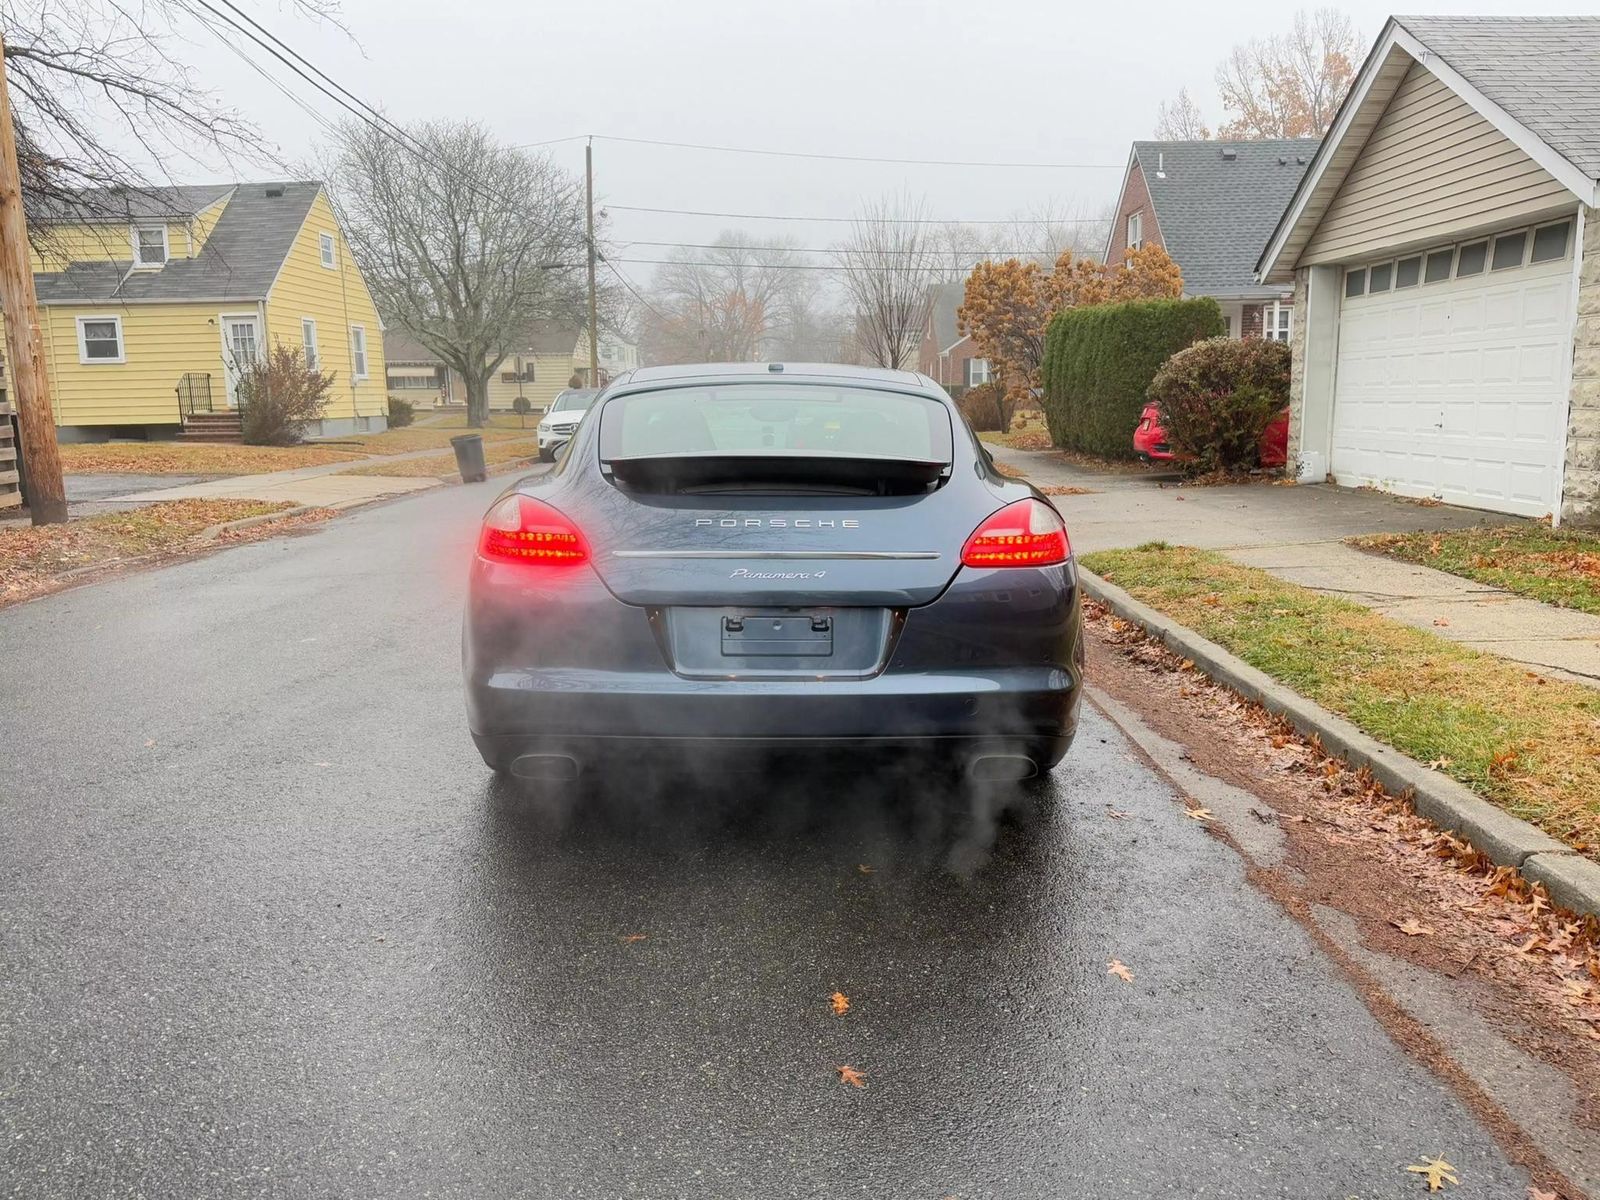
[450,434,488,483]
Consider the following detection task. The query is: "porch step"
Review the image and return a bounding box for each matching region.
[179,411,244,443]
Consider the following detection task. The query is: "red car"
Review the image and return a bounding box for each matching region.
[1134,403,1290,468]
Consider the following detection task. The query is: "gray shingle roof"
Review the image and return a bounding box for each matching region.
[1395,15,1600,181]
[33,182,321,303]
[34,184,236,223]
[1133,139,1320,296]
[927,282,965,350]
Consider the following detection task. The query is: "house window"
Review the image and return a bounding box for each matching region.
[132,226,168,267]
[76,315,124,363]
[1220,313,1234,337]
[1491,230,1527,271]
[1395,256,1422,288]
[390,374,438,389]
[350,325,369,378]
[965,357,991,387]
[301,318,319,371]
[1263,301,1292,342]
[1456,242,1488,276]
[1369,261,1393,292]
[1424,249,1453,284]
[1345,267,1366,298]
[319,232,336,269]
[1127,211,1143,251]
[1530,221,1572,263]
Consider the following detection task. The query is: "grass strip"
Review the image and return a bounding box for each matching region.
[59,443,360,475]
[1348,525,1600,616]
[1082,543,1600,856]
[2,500,295,607]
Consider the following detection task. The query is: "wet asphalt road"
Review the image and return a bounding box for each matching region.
[0,480,1531,1198]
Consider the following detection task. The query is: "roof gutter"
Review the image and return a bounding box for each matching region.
[1258,17,1600,283]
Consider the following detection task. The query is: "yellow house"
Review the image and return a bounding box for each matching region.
[383,322,599,415]
[19,181,388,440]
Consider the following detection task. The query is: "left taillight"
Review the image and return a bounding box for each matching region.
[478,495,589,566]
[961,498,1071,568]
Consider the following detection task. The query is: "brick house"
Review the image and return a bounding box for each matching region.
[1105,139,1318,341]
[917,282,991,389]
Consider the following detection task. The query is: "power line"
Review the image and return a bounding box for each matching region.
[614,257,979,273]
[606,204,1105,226]
[598,254,669,324]
[526,133,1122,170]
[618,239,1069,256]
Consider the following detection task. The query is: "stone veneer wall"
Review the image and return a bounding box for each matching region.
[1565,206,1600,526]
[1285,268,1310,469]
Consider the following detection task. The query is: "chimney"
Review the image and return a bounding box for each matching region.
[1221,147,1238,161]
[265,185,285,198]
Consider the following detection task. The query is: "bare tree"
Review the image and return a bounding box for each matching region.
[1,0,337,230]
[1154,88,1213,139]
[833,194,939,371]
[1215,8,1359,138]
[1002,199,1114,267]
[642,232,805,364]
[330,119,590,427]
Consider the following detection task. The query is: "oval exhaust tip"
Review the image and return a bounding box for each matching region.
[968,755,1038,782]
[509,754,580,781]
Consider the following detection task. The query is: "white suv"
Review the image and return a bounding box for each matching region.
[536,389,600,462]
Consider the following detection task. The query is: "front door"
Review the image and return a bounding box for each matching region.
[220,314,262,408]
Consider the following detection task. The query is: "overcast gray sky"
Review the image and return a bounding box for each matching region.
[184,0,1600,290]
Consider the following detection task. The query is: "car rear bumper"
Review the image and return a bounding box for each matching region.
[464,558,1084,769]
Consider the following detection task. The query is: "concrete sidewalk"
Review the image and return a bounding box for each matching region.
[991,444,1600,687]
[1231,541,1600,687]
[113,461,440,509]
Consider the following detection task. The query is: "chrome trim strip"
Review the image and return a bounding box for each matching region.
[612,550,940,561]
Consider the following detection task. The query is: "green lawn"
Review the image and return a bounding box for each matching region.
[1083,543,1600,857]
[1348,524,1600,616]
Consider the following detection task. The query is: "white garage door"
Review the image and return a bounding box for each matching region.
[1331,222,1575,517]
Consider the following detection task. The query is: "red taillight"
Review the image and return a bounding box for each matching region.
[478,495,589,565]
[960,499,1070,568]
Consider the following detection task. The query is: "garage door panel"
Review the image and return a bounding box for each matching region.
[1332,256,1568,518]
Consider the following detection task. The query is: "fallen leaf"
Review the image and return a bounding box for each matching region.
[836,1065,867,1088]
[1432,616,1451,627]
[1390,918,1434,937]
[857,864,874,875]
[1185,807,1214,822]
[619,933,647,944]
[1425,757,1453,770]
[830,991,850,1015]
[143,739,156,748]
[1105,806,1130,820]
[1528,1187,1558,1200]
[1406,1156,1459,1191]
[1178,658,1195,671]
[1107,959,1134,983]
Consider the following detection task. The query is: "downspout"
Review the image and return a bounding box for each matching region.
[1552,204,1586,529]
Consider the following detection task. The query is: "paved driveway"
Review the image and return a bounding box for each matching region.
[985,445,1499,555]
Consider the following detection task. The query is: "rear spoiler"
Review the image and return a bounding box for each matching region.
[605,452,949,493]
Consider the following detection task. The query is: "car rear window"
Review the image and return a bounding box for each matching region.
[553,391,598,413]
[599,383,953,462]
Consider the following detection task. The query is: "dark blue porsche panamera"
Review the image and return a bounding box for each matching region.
[463,363,1084,781]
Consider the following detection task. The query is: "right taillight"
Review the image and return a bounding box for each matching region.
[961,498,1070,568]
[478,495,589,566]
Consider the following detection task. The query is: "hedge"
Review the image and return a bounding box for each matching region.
[1041,296,1224,458]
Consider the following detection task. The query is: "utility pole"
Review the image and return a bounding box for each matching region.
[584,138,599,388]
[0,37,66,525]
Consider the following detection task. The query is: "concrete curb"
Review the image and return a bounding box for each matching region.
[1079,566,1600,920]
[197,505,320,540]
